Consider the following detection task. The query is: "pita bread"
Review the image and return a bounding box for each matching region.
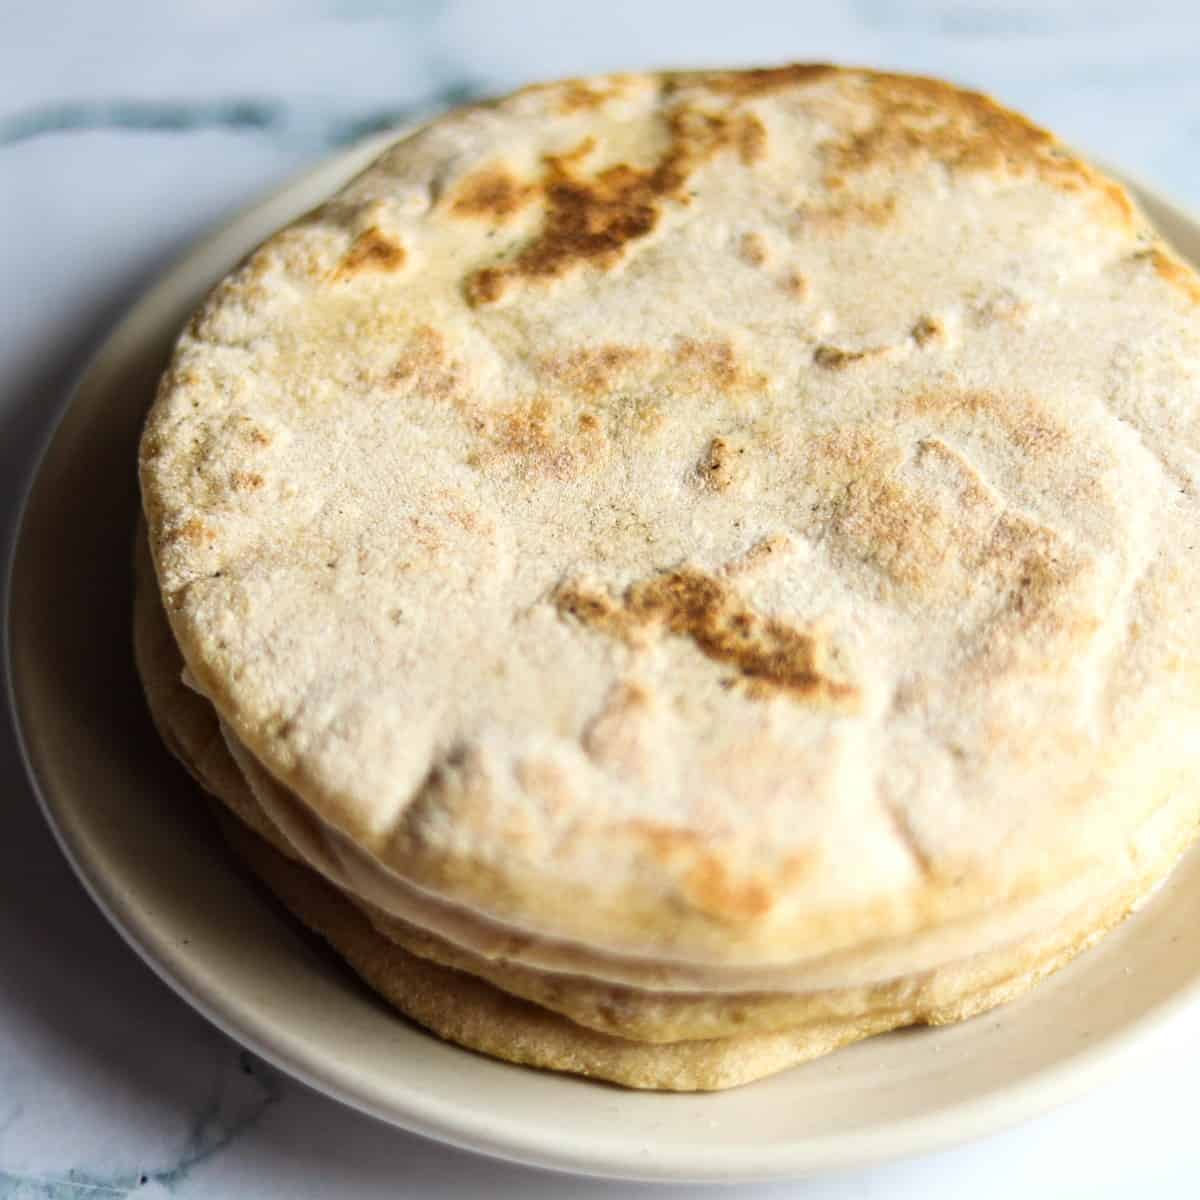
[220,811,902,1092]
[135,527,1192,1076]
[141,67,1200,976]
[136,64,1200,1082]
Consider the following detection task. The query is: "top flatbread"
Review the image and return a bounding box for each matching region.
[140,66,1200,970]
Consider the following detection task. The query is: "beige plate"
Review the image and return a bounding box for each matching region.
[8,134,1200,1183]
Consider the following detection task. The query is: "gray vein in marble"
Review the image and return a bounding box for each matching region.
[0,83,487,152]
[0,1053,282,1199]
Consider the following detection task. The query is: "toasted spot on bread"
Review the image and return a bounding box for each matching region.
[177,517,218,547]
[779,269,808,298]
[386,325,466,402]
[813,343,896,369]
[464,106,776,305]
[813,72,1136,230]
[695,435,740,492]
[701,63,838,98]
[736,112,769,164]
[470,392,608,480]
[332,226,406,280]
[449,166,538,222]
[555,566,859,707]
[537,343,647,396]
[684,856,774,922]
[547,75,635,113]
[673,338,767,393]
[1138,247,1200,305]
[911,315,944,346]
[623,819,703,862]
[794,194,897,233]
[737,231,769,265]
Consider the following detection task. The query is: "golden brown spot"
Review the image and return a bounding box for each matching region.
[246,427,272,448]
[1138,247,1200,305]
[819,71,1127,224]
[463,267,507,306]
[627,813,806,922]
[1102,178,1136,226]
[496,395,556,461]
[683,856,774,922]
[465,159,657,301]
[230,471,264,492]
[817,420,1093,648]
[623,819,703,863]
[540,338,766,403]
[673,338,766,393]
[813,343,893,369]
[579,412,600,432]
[906,390,1069,458]
[695,435,741,493]
[911,315,943,346]
[245,244,274,281]
[702,63,837,98]
[554,566,859,708]
[675,338,736,389]
[537,343,646,397]
[449,165,537,222]
[816,429,1005,596]
[793,194,897,232]
[822,73,1054,179]
[736,112,768,165]
[553,578,630,640]
[1008,416,1070,458]
[779,269,808,298]
[832,475,952,592]
[551,135,599,168]
[464,104,768,304]
[554,77,632,113]
[814,345,861,370]
[969,513,1100,675]
[806,426,900,479]
[177,517,216,547]
[386,325,465,402]
[737,231,768,266]
[480,393,607,480]
[331,226,406,280]
[803,406,1105,679]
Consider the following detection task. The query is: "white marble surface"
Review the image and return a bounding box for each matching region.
[4,2,1200,1195]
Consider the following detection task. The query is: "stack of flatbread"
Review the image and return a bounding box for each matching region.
[134,65,1200,1091]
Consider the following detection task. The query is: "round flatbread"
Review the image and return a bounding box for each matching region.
[140,66,1200,985]
[135,527,1191,1081]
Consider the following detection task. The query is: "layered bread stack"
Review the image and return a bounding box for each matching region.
[134,66,1200,1091]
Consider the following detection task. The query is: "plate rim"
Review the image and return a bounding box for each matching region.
[7,137,1200,1184]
